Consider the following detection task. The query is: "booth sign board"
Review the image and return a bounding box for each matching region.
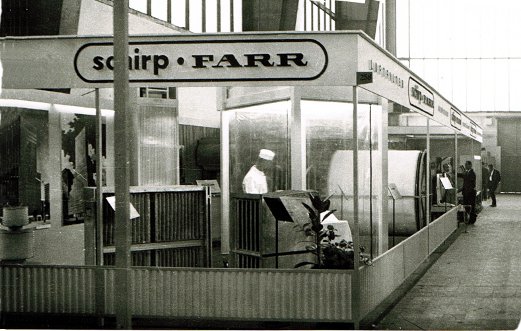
[0,33,358,88]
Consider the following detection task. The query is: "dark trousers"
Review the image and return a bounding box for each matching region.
[463,190,477,223]
[490,188,497,206]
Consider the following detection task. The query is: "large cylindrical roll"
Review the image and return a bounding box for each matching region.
[328,150,425,236]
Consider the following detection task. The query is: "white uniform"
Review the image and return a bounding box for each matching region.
[242,165,268,194]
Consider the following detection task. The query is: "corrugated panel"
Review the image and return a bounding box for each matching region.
[403,229,429,278]
[131,268,353,322]
[0,265,96,314]
[359,245,405,317]
[429,207,458,254]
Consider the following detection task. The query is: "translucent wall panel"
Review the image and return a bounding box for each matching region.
[228,101,290,194]
[494,60,509,112]
[466,60,481,112]
[451,60,466,111]
[510,60,521,111]
[480,60,495,111]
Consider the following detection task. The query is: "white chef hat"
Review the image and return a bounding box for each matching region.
[259,149,275,161]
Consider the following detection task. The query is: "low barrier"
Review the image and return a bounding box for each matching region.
[0,206,459,325]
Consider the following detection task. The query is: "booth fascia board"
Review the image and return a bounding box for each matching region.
[355,33,483,143]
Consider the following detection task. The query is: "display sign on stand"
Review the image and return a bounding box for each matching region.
[262,190,316,268]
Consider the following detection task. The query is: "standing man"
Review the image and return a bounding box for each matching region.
[487,164,501,207]
[482,162,489,201]
[458,160,477,224]
[242,149,275,194]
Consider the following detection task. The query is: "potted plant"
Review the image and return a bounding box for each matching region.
[295,193,372,269]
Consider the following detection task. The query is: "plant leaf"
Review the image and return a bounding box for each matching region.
[321,209,337,222]
[301,202,317,220]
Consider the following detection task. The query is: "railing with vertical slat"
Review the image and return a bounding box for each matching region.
[231,194,263,268]
[85,185,210,268]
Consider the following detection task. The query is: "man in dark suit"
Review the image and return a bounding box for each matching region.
[487,164,501,207]
[458,161,477,224]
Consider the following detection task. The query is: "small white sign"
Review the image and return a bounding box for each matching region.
[105,196,140,220]
[439,176,453,190]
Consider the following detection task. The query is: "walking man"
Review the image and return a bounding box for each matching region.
[487,164,501,207]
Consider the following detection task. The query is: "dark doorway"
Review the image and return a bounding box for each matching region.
[498,118,521,192]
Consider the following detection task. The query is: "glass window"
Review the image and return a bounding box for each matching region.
[151,0,168,21]
[510,60,521,111]
[189,0,203,32]
[171,0,187,28]
[205,0,218,32]
[129,0,147,13]
[220,0,232,32]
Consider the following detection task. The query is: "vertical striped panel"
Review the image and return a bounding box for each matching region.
[155,247,201,267]
[154,191,206,242]
[429,207,458,254]
[131,268,353,322]
[0,266,96,314]
[129,192,151,244]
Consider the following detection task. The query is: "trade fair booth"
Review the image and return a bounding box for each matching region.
[0,31,482,327]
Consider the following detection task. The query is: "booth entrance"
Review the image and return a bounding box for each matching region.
[0,31,483,328]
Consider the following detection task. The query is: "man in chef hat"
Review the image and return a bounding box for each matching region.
[242,149,275,194]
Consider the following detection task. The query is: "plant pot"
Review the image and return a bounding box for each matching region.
[2,206,29,228]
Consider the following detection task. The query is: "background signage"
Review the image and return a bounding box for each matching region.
[408,77,434,116]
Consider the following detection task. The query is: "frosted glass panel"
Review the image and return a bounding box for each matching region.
[451,60,466,111]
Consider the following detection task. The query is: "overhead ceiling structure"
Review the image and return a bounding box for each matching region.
[335,0,380,38]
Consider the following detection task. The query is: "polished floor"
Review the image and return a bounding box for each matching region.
[374,194,521,330]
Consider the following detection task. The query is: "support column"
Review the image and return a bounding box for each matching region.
[113,0,132,329]
[377,99,389,254]
[352,86,361,330]
[290,87,306,190]
[220,109,231,255]
[385,0,397,56]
